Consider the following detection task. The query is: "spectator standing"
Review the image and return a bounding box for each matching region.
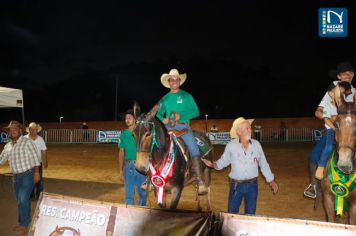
[210,124,219,133]
[118,109,147,206]
[202,117,278,215]
[82,122,90,141]
[25,122,47,201]
[0,121,41,235]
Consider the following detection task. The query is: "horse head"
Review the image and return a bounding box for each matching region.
[133,103,165,174]
[331,82,356,174]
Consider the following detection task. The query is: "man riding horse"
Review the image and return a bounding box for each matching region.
[156,68,208,195]
[304,62,355,200]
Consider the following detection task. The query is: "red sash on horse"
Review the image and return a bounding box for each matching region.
[149,137,176,205]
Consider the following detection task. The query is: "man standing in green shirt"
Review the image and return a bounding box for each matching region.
[118,109,147,206]
[156,68,208,195]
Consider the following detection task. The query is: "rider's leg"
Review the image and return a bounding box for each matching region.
[304,161,318,199]
[191,156,208,195]
[304,137,324,199]
[180,126,208,195]
[315,129,335,180]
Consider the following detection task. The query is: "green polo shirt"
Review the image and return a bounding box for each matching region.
[156,89,200,123]
[118,130,136,161]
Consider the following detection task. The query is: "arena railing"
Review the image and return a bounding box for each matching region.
[39,127,321,144]
[40,129,97,144]
[255,127,316,143]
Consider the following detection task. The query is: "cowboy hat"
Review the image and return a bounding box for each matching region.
[230,117,254,139]
[329,61,356,78]
[26,122,42,133]
[160,68,187,88]
[3,120,23,132]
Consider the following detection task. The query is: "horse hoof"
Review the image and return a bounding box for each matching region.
[198,185,209,195]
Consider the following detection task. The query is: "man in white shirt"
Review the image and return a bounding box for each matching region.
[202,117,278,215]
[25,122,47,201]
[304,62,355,199]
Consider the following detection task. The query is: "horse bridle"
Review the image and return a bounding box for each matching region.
[135,119,159,153]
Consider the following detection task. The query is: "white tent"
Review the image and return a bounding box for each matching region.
[0,86,25,123]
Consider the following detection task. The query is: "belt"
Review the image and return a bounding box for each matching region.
[125,160,136,164]
[14,168,33,177]
[230,177,258,184]
[176,122,188,125]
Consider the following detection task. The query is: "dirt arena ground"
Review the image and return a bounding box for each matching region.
[0,142,328,235]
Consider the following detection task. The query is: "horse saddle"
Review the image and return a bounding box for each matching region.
[168,129,188,138]
[171,131,213,161]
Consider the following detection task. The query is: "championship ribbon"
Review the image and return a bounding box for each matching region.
[148,137,176,206]
[328,151,356,216]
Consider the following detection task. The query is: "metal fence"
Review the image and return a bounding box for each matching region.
[41,129,98,143]
[253,127,320,143]
[39,128,322,144]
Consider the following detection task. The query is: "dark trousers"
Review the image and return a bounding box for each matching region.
[30,163,43,200]
[228,181,258,215]
[13,169,34,227]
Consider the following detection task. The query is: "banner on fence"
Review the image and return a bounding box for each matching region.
[207,132,231,144]
[220,213,356,236]
[29,193,210,236]
[0,131,9,144]
[96,130,120,143]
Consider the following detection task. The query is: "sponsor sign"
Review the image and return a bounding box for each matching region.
[96,130,120,143]
[319,8,348,37]
[31,194,112,235]
[0,132,9,144]
[207,132,231,144]
[29,193,210,236]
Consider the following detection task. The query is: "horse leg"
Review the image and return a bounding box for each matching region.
[349,199,356,225]
[197,195,202,212]
[314,181,322,210]
[323,192,335,222]
[193,183,210,211]
[206,187,211,211]
[169,186,182,209]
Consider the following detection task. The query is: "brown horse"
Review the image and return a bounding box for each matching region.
[132,103,213,211]
[321,82,356,224]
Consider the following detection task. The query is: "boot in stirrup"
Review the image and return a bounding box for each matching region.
[191,157,208,195]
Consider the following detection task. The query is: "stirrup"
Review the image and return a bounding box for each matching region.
[303,184,316,199]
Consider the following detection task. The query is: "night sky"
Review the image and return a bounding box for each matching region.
[1,0,355,123]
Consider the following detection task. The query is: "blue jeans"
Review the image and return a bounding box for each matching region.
[310,129,335,167]
[166,123,200,157]
[31,163,43,199]
[228,181,258,215]
[124,162,147,206]
[12,170,35,227]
